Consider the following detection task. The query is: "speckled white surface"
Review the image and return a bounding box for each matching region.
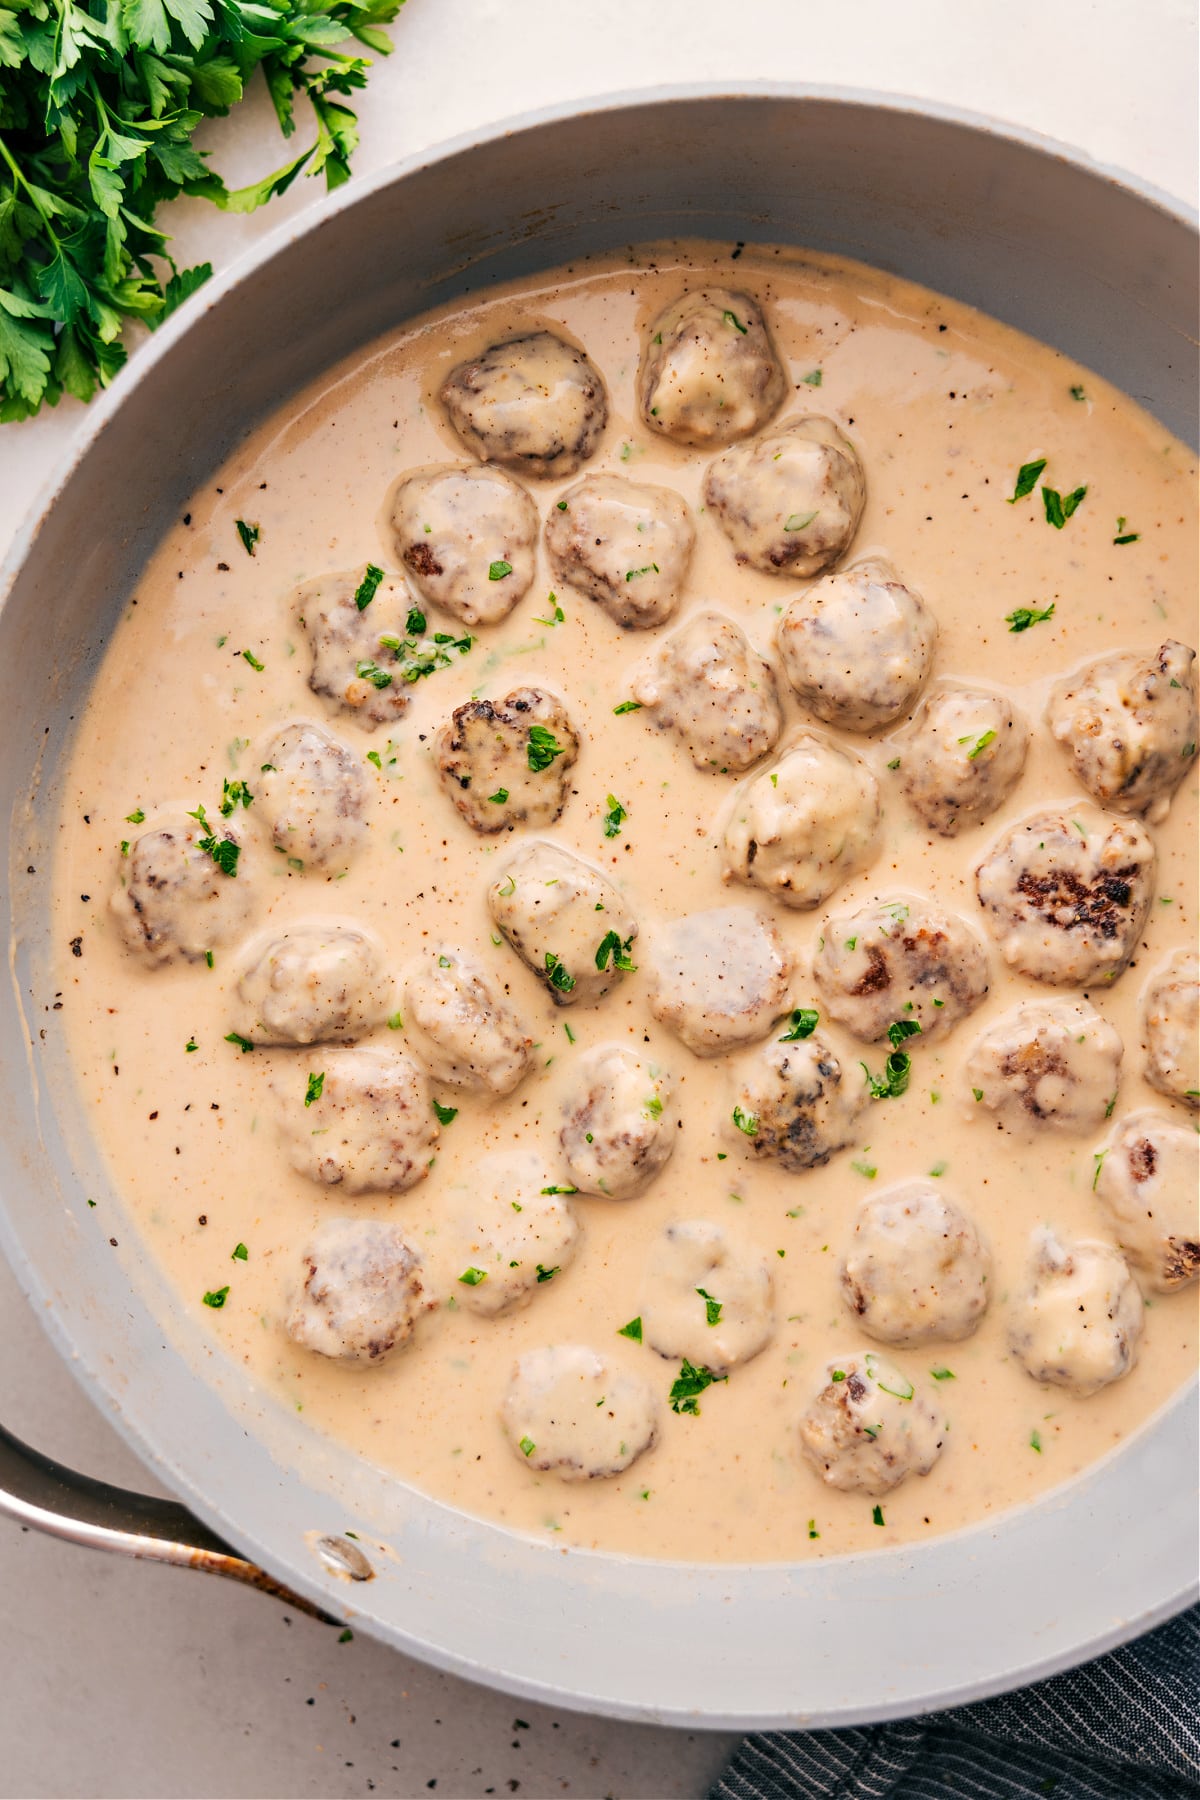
[0,3,1194,1794]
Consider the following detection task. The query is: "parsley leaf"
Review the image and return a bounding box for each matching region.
[354,564,385,610]
[1006,604,1055,633]
[618,1316,643,1341]
[595,930,637,973]
[0,0,401,420]
[696,1287,722,1326]
[861,1052,912,1099]
[432,1098,458,1126]
[668,1359,727,1415]
[1006,458,1047,503]
[235,520,259,556]
[544,952,575,993]
[602,794,627,838]
[1042,483,1087,528]
[613,700,643,714]
[732,1104,758,1136]
[779,1007,818,1041]
[304,1071,324,1107]
[527,725,564,772]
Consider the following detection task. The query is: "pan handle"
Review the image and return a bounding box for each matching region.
[0,1420,336,1622]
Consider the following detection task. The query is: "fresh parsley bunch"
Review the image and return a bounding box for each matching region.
[0,0,402,419]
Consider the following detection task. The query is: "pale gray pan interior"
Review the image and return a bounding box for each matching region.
[1,88,1197,1729]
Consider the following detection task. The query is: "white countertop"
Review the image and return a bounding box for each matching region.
[1,3,1194,1794]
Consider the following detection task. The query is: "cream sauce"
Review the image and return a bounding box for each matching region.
[50,242,1198,1561]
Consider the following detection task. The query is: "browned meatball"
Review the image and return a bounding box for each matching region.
[432,686,579,833]
[797,1352,946,1495]
[388,463,538,626]
[975,810,1156,987]
[728,1032,868,1172]
[256,722,369,872]
[777,558,937,731]
[543,474,694,628]
[638,288,787,447]
[284,1219,429,1363]
[1048,640,1198,823]
[895,686,1029,835]
[440,331,607,478]
[111,815,253,966]
[296,569,416,730]
[704,415,866,578]
[632,611,783,773]
[1141,950,1200,1108]
[813,896,989,1045]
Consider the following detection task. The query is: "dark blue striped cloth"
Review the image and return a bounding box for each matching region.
[711,1606,1199,1800]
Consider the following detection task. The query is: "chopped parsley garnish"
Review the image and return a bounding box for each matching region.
[1042,483,1087,529]
[488,560,513,581]
[202,1287,229,1309]
[872,1504,885,1527]
[541,1184,577,1195]
[972,1087,984,1102]
[618,1316,643,1341]
[930,1366,955,1380]
[807,1519,820,1538]
[354,564,385,611]
[458,1267,487,1286]
[405,607,426,635]
[929,1160,947,1178]
[366,751,382,770]
[644,1094,663,1118]
[1070,384,1087,401]
[519,1436,536,1457]
[564,1023,576,1044]
[204,951,214,969]
[887,757,901,770]
[613,700,643,715]
[696,1287,722,1326]
[966,729,996,760]
[235,520,260,556]
[188,804,240,877]
[595,931,637,973]
[535,1264,559,1283]
[887,1018,922,1050]
[722,309,747,334]
[544,953,576,993]
[556,499,568,511]
[783,509,818,532]
[533,596,565,626]
[779,1007,819,1041]
[124,807,145,824]
[488,789,510,804]
[1030,1430,1043,1453]
[732,1104,758,1136]
[862,1052,912,1099]
[851,1158,877,1180]
[1006,458,1047,503]
[801,368,823,386]
[1113,520,1140,545]
[356,659,393,690]
[387,1011,403,1030]
[602,795,627,838]
[1092,1149,1108,1190]
[1006,603,1055,633]
[527,725,565,772]
[224,1032,255,1053]
[185,1038,198,1053]
[432,1099,458,1126]
[232,1243,248,1262]
[668,1359,727,1415]
[304,1072,324,1107]
[219,778,253,815]
[625,563,660,581]
[241,648,265,672]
